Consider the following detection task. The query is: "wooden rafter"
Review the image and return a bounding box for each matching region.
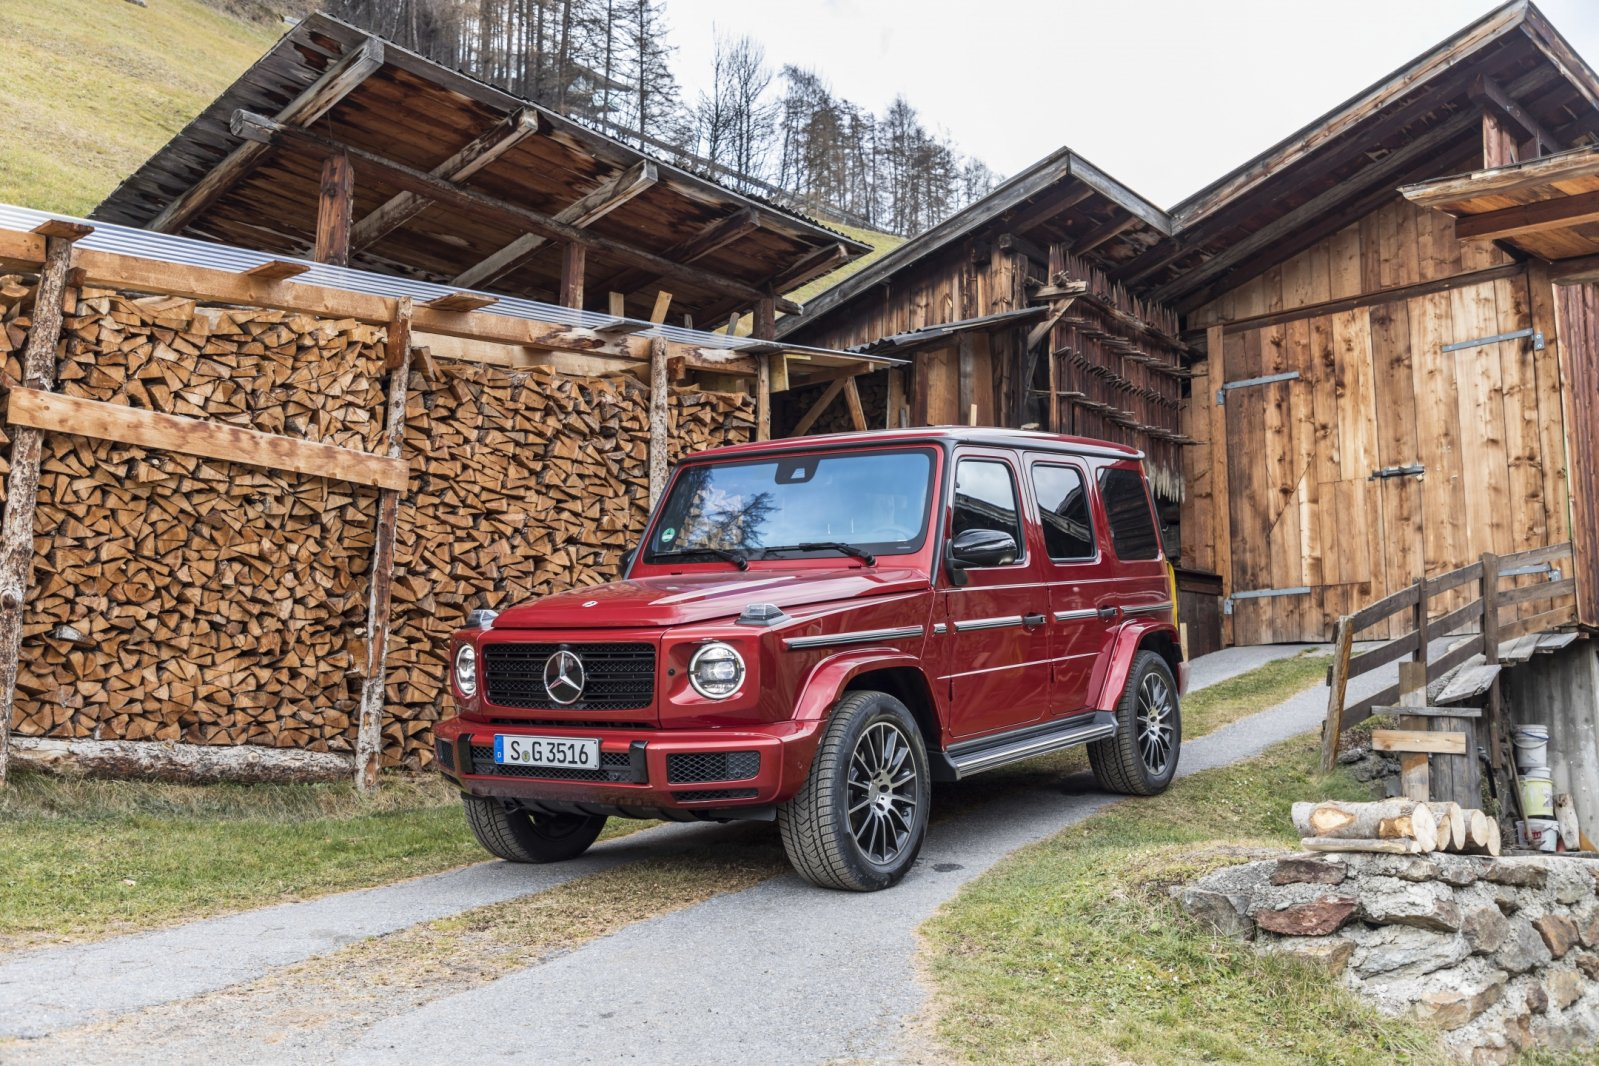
[1073,212,1139,255]
[230,112,786,309]
[151,38,384,234]
[1469,73,1561,155]
[1003,186,1096,234]
[1454,188,1599,240]
[453,159,657,289]
[350,108,541,252]
[767,243,849,296]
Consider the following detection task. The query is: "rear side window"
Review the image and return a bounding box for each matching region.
[1098,467,1161,561]
[953,459,1023,552]
[1030,464,1095,561]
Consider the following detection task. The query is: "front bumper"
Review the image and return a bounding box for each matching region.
[433,715,824,818]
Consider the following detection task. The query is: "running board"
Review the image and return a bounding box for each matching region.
[931,712,1119,781]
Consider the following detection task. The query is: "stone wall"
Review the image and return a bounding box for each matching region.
[1179,852,1599,1063]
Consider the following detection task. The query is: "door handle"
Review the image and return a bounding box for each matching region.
[1022,612,1046,629]
[1097,606,1119,622]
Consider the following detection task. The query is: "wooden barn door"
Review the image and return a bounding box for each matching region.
[1218,273,1541,646]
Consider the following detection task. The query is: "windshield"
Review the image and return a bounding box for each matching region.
[644,448,937,562]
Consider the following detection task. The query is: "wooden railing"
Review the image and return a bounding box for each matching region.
[1319,542,1579,770]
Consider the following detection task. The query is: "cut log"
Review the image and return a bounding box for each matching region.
[1555,794,1581,850]
[11,736,352,783]
[1426,801,1466,852]
[1300,837,1427,856]
[1460,813,1502,856]
[1291,799,1439,853]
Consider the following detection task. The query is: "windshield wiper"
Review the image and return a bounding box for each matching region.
[762,541,877,565]
[650,547,749,571]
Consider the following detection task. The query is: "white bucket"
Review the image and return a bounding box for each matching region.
[1521,766,1555,819]
[1514,725,1550,771]
[1526,817,1562,853]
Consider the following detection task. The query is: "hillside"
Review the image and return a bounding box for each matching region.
[0,0,898,307]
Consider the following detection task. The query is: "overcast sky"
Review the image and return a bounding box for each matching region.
[663,0,1599,208]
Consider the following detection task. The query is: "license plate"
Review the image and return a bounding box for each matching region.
[493,734,600,770]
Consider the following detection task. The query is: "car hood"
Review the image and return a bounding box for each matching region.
[490,567,929,629]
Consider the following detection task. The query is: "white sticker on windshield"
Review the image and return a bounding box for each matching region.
[661,527,676,544]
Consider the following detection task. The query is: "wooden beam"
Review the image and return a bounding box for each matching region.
[230,113,779,308]
[1402,148,1599,209]
[0,230,82,785]
[561,242,586,309]
[453,160,656,289]
[609,292,626,316]
[6,389,408,491]
[1470,74,1561,156]
[314,153,354,266]
[649,290,673,324]
[791,378,848,435]
[350,109,540,252]
[597,209,763,302]
[842,376,867,432]
[1453,188,1599,241]
[1073,212,1139,255]
[424,292,498,313]
[354,297,414,792]
[768,242,849,295]
[1002,185,1096,234]
[243,259,310,282]
[1373,729,1469,756]
[756,355,773,441]
[1207,325,1233,646]
[151,38,384,234]
[649,336,669,506]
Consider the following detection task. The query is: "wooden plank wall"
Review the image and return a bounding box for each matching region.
[1183,195,1575,644]
[1554,282,1599,626]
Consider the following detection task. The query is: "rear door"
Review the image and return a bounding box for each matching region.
[941,448,1053,740]
[1025,455,1111,718]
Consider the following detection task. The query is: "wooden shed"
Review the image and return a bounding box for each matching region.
[781,0,1599,647]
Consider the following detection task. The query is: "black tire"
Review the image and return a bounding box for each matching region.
[778,690,931,892]
[1088,650,1181,797]
[461,795,607,863]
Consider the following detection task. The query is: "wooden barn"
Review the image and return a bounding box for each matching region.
[779,0,1599,648]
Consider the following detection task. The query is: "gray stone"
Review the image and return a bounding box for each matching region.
[1179,887,1254,940]
[1549,865,1592,906]
[1358,876,1462,932]
[1348,924,1473,979]
[1535,913,1581,960]
[1262,936,1354,974]
[1463,905,1511,955]
[1547,967,1586,1011]
[1572,901,1599,948]
[1487,861,1548,889]
[1189,859,1275,899]
[1493,887,1521,916]
[1438,858,1485,888]
[1494,918,1555,976]
[1414,970,1506,1030]
[1526,981,1550,1014]
[1270,857,1346,886]
[1576,950,1599,980]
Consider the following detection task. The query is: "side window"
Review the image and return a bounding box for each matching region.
[1031,464,1095,561]
[1098,467,1161,561]
[952,458,1023,557]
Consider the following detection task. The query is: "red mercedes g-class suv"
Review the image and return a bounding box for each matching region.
[436,428,1185,891]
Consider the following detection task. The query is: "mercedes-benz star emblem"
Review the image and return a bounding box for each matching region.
[543,649,586,705]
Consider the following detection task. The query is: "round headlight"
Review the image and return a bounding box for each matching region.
[454,643,478,697]
[688,642,745,700]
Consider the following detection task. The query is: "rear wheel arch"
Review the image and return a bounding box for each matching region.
[1138,627,1182,678]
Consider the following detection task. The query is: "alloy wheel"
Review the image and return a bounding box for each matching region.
[846,721,919,865]
[1137,672,1175,776]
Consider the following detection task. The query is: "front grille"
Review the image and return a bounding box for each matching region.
[483,643,655,710]
[673,788,759,803]
[667,752,760,784]
[469,745,634,782]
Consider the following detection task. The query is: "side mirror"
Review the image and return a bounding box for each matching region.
[948,528,1018,570]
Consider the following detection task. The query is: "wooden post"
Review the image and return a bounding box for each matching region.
[608,292,625,317]
[649,336,669,507]
[1207,325,1234,645]
[354,296,414,792]
[1398,660,1431,802]
[314,153,354,267]
[1320,616,1355,771]
[0,225,88,785]
[754,296,776,441]
[560,242,585,309]
[1481,551,1504,773]
[843,377,868,431]
[957,332,974,425]
[1412,574,1429,665]
[649,290,672,324]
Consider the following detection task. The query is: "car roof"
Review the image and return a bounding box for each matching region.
[689,426,1145,463]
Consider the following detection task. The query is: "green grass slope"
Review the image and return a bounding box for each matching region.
[0,0,277,216]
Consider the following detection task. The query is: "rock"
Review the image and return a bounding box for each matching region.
[1263,936,1355,974]
[1526,981,1550,1014]
[1535,914,1581,960]
[1270,857,1347,886]
[1572,901,1599,949]
[1549,866,1591,906]
[1179,888,1255,940]
[1575,950,1599,980]
[1253,895,1357,937]
[1547,967,1585,1011]
[1438,858,1484,888]
[1494,918,1554,976]
[1463,906,1511,955]
[1348,925,1473,979]
[1358,877,1462,932]
[1414,971,1505,1030]
[1470,1049,1512,1066]
[1486,862,1548,889]
[1493,887,1521,916]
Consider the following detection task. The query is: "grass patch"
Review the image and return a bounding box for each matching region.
[785,221,908,306]
[1183,650,1329,738]
[921,734,1450,1065]
[0,771,650,950]
[0,0,276,215]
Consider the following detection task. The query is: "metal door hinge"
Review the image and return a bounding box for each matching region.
[1370,464,1425,481]
[1224,586,1311,615]
[1442,328,1544,354]
[1215,370,1301,405]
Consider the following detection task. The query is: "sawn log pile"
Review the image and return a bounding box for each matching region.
[0,275,753,770]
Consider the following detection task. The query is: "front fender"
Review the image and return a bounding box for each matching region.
[792,649,927,721]
[1090,620,1181,712]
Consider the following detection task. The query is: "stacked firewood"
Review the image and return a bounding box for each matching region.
[1292,800,1502,857]
[384,361,753,766]
[3,282,388,751]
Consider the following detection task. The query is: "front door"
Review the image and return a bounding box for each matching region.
[942,450,1053,739]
